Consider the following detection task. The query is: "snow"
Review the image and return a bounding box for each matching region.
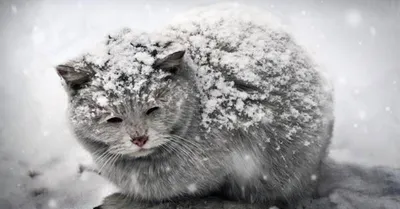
[32,26,46,45]
[47,199,57,208]
[1,1,399,209]
[311,174,317,181]
[231,152,258,179]
[11,5,17,14]
[187,183,197,192]
[64,4,332,133]
[345,9,362,27]
[369,26,377,36]
[358,110,366,120]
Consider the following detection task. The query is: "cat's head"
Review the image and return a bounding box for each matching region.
[56,36,198,158]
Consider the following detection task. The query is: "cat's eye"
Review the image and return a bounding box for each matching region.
[146,107,160,115]
[106,117,123,123]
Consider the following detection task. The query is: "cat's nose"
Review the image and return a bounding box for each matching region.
[131,135,148,147]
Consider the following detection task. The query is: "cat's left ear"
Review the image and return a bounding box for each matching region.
[55,64,93,90]
[152,50,185,74]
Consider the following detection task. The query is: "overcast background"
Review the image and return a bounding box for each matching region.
[0,0,399,208]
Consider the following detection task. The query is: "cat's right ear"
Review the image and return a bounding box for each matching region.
[55,65,93,91]
[152,50,185,74]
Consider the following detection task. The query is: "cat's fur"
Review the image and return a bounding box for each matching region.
[56,4,334,209]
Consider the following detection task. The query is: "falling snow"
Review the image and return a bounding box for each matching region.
[11,5,18,14]
[187,183,197,192]
[48,199,58,208]
[345,9,362,27]
[369,26,377,36]
[311,174,317,181]
[31,26,46,45]
[358,110,366,120]
[2,2,399,209]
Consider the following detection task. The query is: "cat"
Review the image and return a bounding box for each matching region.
[56,3,334,209]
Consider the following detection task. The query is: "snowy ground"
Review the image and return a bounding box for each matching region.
[0,0,399,209]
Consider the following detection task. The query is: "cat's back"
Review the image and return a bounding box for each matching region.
[162,3,333,131]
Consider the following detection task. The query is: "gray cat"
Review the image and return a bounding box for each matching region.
[56,4,334,209]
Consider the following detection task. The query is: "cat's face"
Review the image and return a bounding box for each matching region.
[57,48,196,158]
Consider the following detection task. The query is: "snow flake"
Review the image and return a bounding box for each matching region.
[311,174,318,181]
[96,96,109,107]
[358,110,366,120]
[385,107,391,112]
[134,52,154,65]
[165,166,171,172]
[48,199,58,208]
[345,9,362,27]
[369,26,376,36]
[144,4,153,16]
[243,154,250,161]
[11,5,17,14]
[301,10,307,16]
[353,123,358,128]
[304,141,310,146]
[32,26,45,45]
[338,77,347,85]
[77,1,83,9]
[130,173,141,193]
[187,183,197,192]
[262,175,268,180]
[231,152,258,179]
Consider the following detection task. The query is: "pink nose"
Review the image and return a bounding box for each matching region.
[131,136,148,147]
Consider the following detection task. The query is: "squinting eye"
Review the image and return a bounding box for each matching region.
[146,107,160,115]
[107,117,123,123]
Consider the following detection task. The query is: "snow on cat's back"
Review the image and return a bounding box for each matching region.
[161,3,333,131]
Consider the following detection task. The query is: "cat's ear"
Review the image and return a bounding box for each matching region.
[152,50,185,74]
[55,64,93,90]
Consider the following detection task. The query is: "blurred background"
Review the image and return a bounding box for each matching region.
[0,0,399,208]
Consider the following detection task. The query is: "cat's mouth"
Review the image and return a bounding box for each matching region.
[128,148,154,158]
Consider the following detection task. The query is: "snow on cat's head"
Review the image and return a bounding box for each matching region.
[55,29,196,158]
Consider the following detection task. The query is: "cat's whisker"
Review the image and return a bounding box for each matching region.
[170,134,203,149]
[98,153,116,174]
[166,140,200,165]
